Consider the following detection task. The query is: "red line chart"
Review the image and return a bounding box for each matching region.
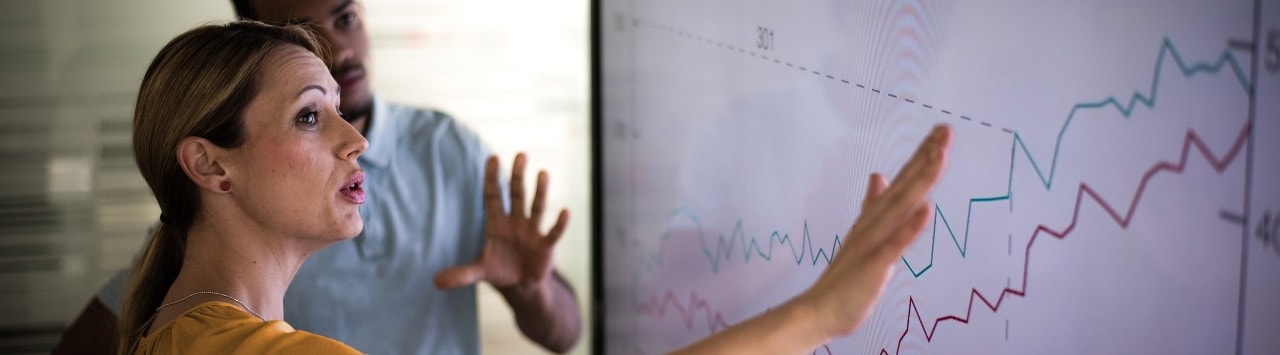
[881,121,1252,355]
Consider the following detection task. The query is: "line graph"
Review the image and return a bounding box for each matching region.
[636,289,834,355]
[882,121,1251,355]
[901,37,1251,278]
[652,209,842,273]
[1009,38,1250,192]
[636,289,732,334]
[601,1,1277,353]
[642,117,1251,353]
[644,38,1252,279]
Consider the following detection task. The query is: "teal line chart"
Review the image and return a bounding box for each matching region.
[881,121,1252,355]
[631,21,1252,278]
[648,210,843,274]
[902,37,1250,277]
[635,289,834,355]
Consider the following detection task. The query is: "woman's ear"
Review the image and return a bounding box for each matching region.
[176,136,232,193]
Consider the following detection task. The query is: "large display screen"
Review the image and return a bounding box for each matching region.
[594,0,1280,353]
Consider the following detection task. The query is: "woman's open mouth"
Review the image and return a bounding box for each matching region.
[339,172,366,204]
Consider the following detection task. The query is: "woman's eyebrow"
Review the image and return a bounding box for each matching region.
[298,84,326,97]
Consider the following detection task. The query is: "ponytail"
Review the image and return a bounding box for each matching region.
[118,223,187,353]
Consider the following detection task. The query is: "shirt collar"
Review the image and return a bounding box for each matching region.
[358,95,393,169]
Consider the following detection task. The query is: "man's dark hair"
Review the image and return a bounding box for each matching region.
[230,0,257,20]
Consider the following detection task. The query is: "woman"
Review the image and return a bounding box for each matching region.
[121,21,951,354]
[121,21,366,353]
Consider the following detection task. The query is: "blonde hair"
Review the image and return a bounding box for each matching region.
[120,21,324,353]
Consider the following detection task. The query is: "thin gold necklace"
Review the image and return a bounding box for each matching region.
[155,291,265,321]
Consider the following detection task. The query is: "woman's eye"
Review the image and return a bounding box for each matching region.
[337,13,356,28]
[297,111,319,126]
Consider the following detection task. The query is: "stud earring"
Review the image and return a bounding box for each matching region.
[220,181,231,192]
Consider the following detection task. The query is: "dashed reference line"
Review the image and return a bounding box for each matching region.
[633,18,1016,135]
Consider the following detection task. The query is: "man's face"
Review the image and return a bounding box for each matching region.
[251,0,373,120]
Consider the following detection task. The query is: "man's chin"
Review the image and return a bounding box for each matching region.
[340,95,374,121]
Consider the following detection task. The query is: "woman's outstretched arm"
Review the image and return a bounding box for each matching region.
[672,124,952,354]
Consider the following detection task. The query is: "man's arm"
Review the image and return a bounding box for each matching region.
[52,297,120,354]
[435,153,583,353]
[496,270,581,353]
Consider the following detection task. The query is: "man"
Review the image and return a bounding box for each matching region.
[53,0,582,353]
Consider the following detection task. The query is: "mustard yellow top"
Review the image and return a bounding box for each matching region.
[133,301,362,355]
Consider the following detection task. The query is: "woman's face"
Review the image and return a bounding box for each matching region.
[227,45,368,241]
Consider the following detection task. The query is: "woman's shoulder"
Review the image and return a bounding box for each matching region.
[134,301,362,354]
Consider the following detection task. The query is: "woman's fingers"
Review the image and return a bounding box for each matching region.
[861,173,887,212]
[860,125,951,239]
[883,125,951,206]
[877,201,932,263]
